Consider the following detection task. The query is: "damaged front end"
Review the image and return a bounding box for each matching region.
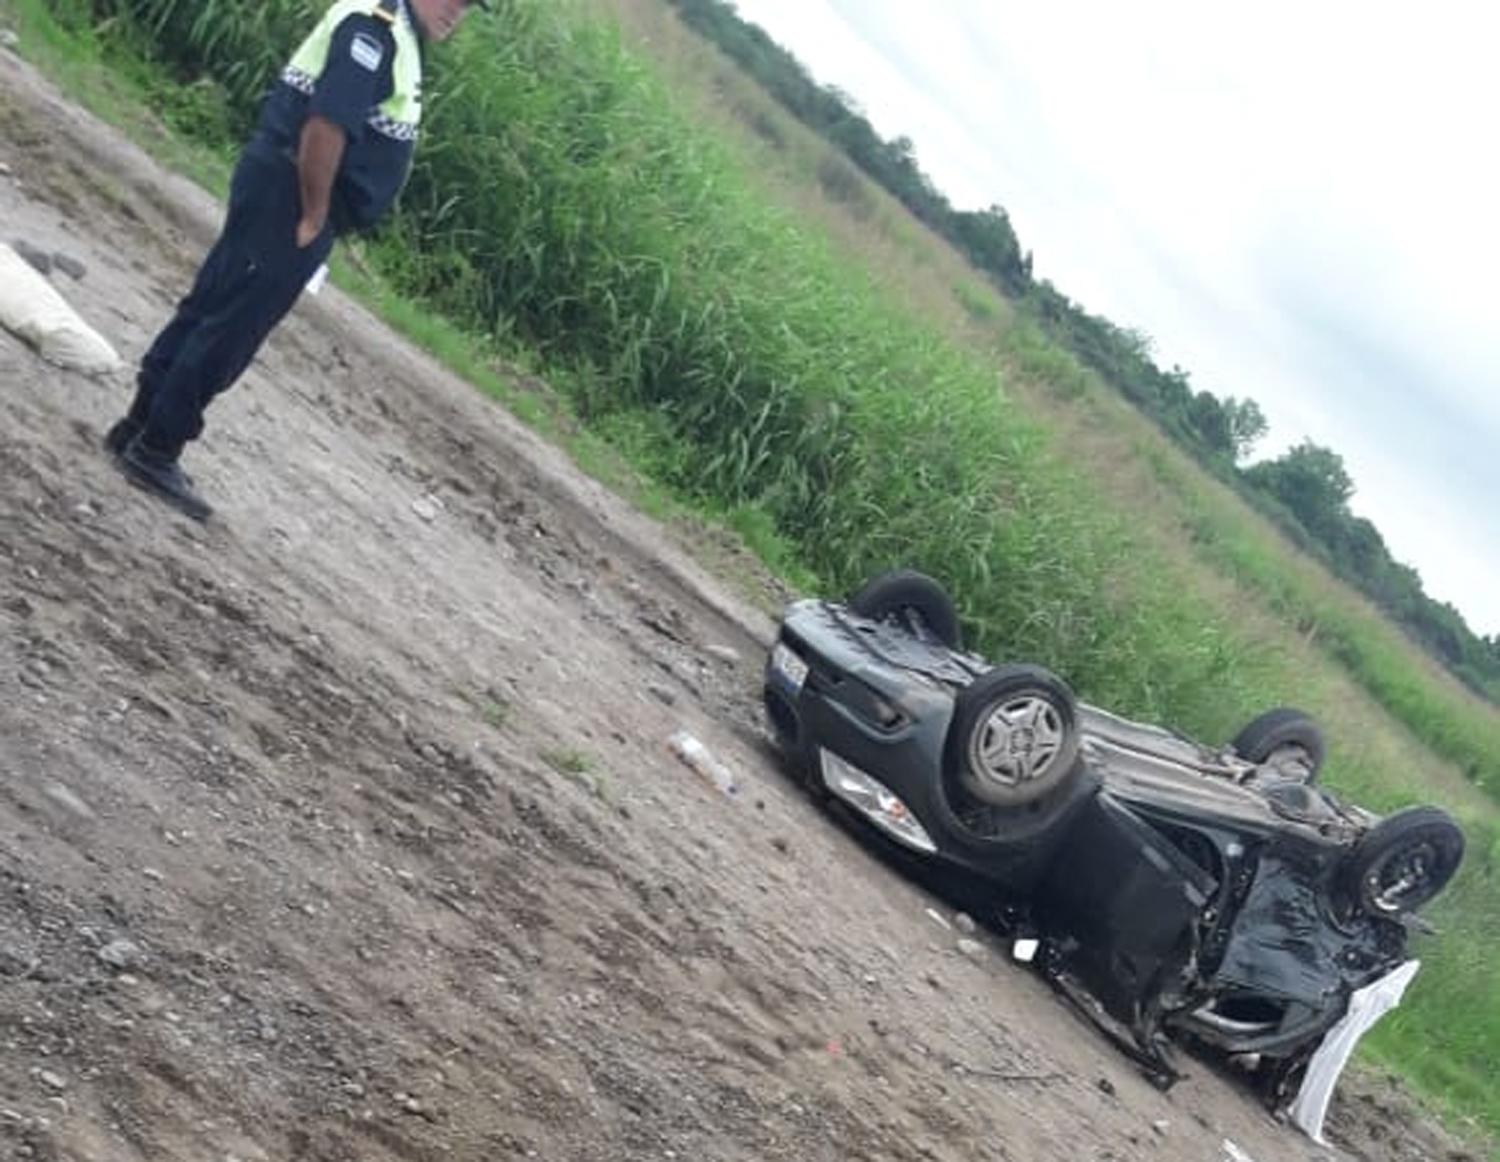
[1026,791,1410,1093]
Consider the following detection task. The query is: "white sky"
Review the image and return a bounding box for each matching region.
[730,0,1500,636]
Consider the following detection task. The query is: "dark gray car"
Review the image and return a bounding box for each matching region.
[763,571,1465,1094]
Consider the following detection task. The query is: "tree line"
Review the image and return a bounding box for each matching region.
[667,0,1500,701]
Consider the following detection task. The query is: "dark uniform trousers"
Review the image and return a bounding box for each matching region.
[128,145,335,459]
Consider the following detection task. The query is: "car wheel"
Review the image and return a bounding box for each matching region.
[848,570,962,649]
[1230,708,1325,784]
[947,665,1081,808]
[1344,806,1465,916]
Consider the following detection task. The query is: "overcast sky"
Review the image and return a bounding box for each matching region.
[730,0,1500,636]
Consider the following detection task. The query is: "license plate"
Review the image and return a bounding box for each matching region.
[770,642,809,695]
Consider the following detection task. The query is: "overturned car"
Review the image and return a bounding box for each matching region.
[763,571,1465,1103]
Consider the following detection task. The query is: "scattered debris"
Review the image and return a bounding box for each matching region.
[411,495,441,522]
[924,907,952,931]
[0,942,36,977]
[705,644,741,665]
[1222,1141,1257,1162]
[41,780,95,819]
[11,238,51,275]
[1152,1119,1171,1137]
[96,938,145,971]
[956,938,983,960]
[52,252,87,280]
[34,1070,66,1092]
[668,730,738,796]
[956,1064,1064,1085]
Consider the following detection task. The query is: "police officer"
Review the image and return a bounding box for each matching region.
[106,0,488,521]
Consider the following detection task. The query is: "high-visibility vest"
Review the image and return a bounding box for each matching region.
[281,0,422,141]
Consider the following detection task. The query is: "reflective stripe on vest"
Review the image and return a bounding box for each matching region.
[282,0,422,141]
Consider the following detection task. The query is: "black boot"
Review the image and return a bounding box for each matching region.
[105,418,195,486]
[115,437,213,523]
[102,417,143,455]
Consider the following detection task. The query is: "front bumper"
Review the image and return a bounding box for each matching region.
[764,601,1091,889]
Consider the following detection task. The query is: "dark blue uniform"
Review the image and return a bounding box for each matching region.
[116,6,416,464]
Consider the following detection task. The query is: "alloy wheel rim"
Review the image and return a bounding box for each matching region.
[969,694,1066,788]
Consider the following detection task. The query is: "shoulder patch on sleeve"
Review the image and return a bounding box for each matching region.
[350,31,385,72]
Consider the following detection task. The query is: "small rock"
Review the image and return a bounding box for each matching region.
[771,836,789,855]
[1,29,19,51]
[646,683,676,707]
[142,868,164,882]
[705,644,741,665]
[1096,1077,1116,1097]
[51,252,87,280]
[0,161,10,177]
[953,912,977,936]
[36,1070,66,1092]
[956,938,983,960]
[97,939,144,971]
[1152,1119,1171,1137]
[11,238,51,275]
[0,942,36,976]
[411,495,440,522]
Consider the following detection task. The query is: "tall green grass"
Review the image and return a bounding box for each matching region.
[11,0,1500,1144]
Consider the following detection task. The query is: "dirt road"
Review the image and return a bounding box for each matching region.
[0,47,1474,1162]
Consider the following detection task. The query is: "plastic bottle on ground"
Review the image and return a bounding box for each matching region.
[668,730,739,797]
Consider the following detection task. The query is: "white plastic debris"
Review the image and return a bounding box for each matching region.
[1011,937,1040,963]
[1288,959,1421,1143]
[304,262,330,296]
[0,243,120,374]
[668,730,738,796]
[1222,1140,1257,1162]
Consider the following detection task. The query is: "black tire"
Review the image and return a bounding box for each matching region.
[947,665,1081,808]
[848,570,962,650]
[1344,806,1465,916]
[1230,708,1325,784]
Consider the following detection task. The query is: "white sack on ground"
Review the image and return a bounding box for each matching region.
[0,243,121,374]
[1289,958,1421,1143]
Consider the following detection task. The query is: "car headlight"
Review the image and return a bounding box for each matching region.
[820,749,937,854]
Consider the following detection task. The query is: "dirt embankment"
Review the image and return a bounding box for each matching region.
[0,46,1480,1162]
